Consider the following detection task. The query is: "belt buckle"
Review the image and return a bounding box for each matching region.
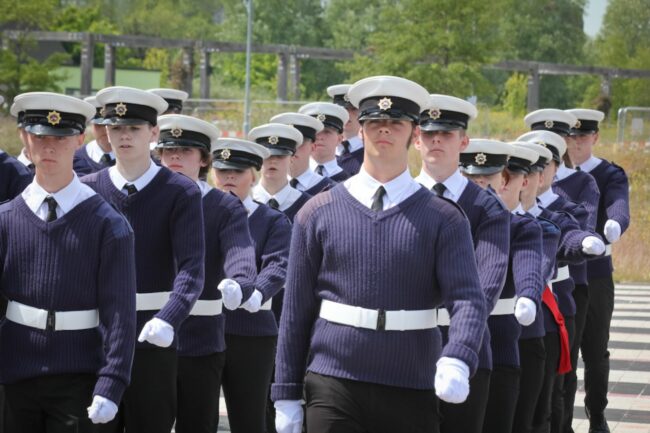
[376,309,386,331]
[46,310,56,331]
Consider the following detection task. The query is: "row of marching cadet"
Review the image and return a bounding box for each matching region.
[0,75,628,433]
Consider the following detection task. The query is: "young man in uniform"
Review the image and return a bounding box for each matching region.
[73,96,115,176]
[328,84,364,175]
[414,95,510,433]
[272,76,487,433]
[0,94,31,201]
[299,102,351,182]
[2,92,137,431]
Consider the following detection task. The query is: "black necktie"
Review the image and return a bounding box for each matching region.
[289,178,299,189]
[100,154,114,166]
[341,140,350,155]
[315,165,325,176]
[267,198,280,210]
[44,196,58,222]
[575,166,581,171]
[125,184,138,195]
[371,186,386,212]
[432,183,447,197]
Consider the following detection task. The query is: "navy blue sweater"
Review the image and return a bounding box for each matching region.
[337,147,364,176]
[272,185,487,400]
[0,195,136,403]
[82,168,206,348]
[73,145,113,176]
[586,160,631,279]
[283,191,312,223]
[305,177,336,196]
[225,204,291,337]
[178,189,257,356]
[0,152,32,202]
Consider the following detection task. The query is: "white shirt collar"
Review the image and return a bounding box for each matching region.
[292,168,323,191]
[537,187,559,208]
[17,149,32,167]
[252,182,303,211]
[512,203,525,215]
[243,195,259,216]
[109,160,161,194]
[344,167,421,211]
[22,173,96,219]
[526,202,542,217]
[576,155,602,173]
[336,135,364,155]
[310,158,343,177]
[413,168,467,202]
[196,180,212,198]
[554,163,575,181]
[86,140,114,164]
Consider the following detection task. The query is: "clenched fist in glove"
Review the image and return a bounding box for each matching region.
[603,219,621,243]
[137,317,174,347]
[582,236,606,256]
[87,395,118,424]
[275,400,303,433]
[218,278,243,310]
[435,357,470,404]
[241,289,263,313]
[515,297,537,326]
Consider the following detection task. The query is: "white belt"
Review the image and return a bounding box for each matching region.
[437,308,451,326]
[136,292,171,311]
[605,244,612,256]
[260,299,272,311]
[190,299,223,316]
[437,297,516,326]
[550,266,570,284]
[6,300,99,331]
[319,299,437,331]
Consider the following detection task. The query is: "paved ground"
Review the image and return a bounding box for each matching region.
[214,283,650,433]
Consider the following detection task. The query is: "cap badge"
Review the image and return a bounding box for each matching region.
[115,102,128,117]
[544,120,554,129]
[429,108,441,120]
[574,120,581,129]
[47,111,61,126]
[220,149,231,160]
[378,97,393,111]
[535,140,547,148]
[343,94,350,102]
[475,153,487,165]
[316,113,326,122]
[268,135,279,145]
[171,127,183,138]
[99,107,107,118]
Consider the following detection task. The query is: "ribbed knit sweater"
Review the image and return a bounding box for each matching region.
[178,189,257,356]
[0,195,136,403]
[225,204,291,337]
[0,152,32,202]
[73,145,111,176]
[283,191,312,223]
[305,177,335,196]
[553,170,600,232]
[272,185,487,401]
[586,160,631,279]
[82,168,205,348]
[337,147,364,176]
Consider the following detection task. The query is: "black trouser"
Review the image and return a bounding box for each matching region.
[581,276,615,419]
[483,366,520,433]
[305,372,439,433]
[176,351,226,433]
[106,347,178,433]
[562,284,589,433]
[5,373,99,433]
[551,316,575,433]
[439,368,490,433]
[222,334,276,433]
[513,337,546,433]
[532,332,560,433]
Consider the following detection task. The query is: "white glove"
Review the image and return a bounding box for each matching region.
[87,395,118,424]
[218,278,243,310]
[275,400,303,433]
[435,357,470,404]
[241,289,263,313]
[514,297,537,326]
[137,317,174,347]
[604,219,621,243]
[582,235,606,256]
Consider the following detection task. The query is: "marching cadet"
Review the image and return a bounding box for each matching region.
[147,88,189,115]
[73,96,115,176]
[81,86,215,433]
[272,75,487,433]
[328,84,364,175]
[2,92,136,431]
[270,112,335,195]
[460,140,544,432]
[10,103,35,174]
[0,94,31,201]
[564,108,630,433]
[155,115,257,433]
[414,96,510,433]
[249,123,312,222]
[299,101,351,182]
[212,138,292,433]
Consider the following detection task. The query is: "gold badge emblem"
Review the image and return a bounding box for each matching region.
[475,153,487,165]
[429,108,441,120]
[99,107,107,118]
[535,140,547,148]
[47,111,61,126]
[268,136,279,145]
[316,113,326,122]
[378,97,393,111]
[343,94,350,102]
[171,127,183,138]
[574,120,581,129]
[544,120,554,129]
[115,102,128,117]
[220,149,231,160]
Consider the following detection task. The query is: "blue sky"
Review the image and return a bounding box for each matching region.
[584,0,608,37]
